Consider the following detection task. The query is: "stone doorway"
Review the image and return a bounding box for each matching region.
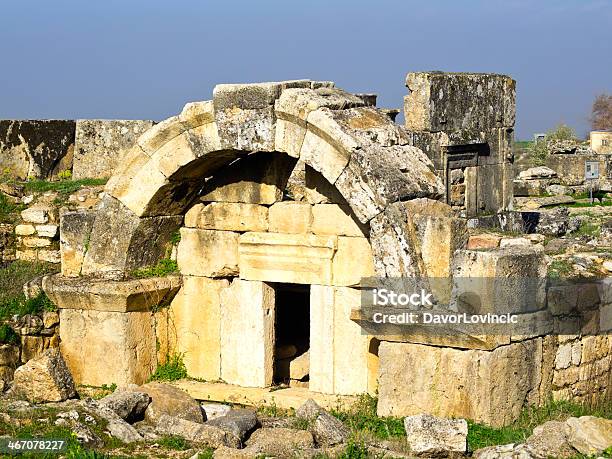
[272,283,310,386]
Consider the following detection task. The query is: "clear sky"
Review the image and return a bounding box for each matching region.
[0,0,610,139]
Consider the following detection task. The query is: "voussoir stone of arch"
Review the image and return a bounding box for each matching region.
[81,194,182,276]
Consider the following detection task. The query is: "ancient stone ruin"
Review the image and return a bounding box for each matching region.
[1,73,610,439]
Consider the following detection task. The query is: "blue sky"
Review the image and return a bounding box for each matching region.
[0,0,610,139]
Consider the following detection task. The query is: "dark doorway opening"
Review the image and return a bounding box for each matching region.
[272,283,310,385]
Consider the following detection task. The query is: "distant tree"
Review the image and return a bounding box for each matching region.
[591,93,612,131]
[530,124,577,166]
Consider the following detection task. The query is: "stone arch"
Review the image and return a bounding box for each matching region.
[81,80,443,278]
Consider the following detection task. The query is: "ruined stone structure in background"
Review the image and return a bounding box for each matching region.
[404,72,515,217]
[591,130,612,154]
[0,119,154,180]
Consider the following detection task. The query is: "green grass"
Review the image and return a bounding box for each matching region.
[548,259,575,278]
[574,221,601,237]
[148,353,187,382]
[467,399,612,451]
[196,449,215,459]
[331,394,405,441]
[568,200,612,208]
[0,323,19,344]
[21,178,107,196]
[130,259,178,279]
[155,435,191,450]
[0,192,25,223]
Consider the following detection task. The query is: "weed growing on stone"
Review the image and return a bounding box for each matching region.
[0,292,57,321]
[130,259,178,279]
[148,353,187,382]
[155,435,190,450]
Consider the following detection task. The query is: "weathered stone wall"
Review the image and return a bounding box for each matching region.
[545,154,609,186]
[590,131,612,154]
[73,120,155,180]
[0,120,75,180]
[0,223,15,264]
[404,72,515,217]
[0,119,155,181]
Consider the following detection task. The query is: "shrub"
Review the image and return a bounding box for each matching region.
[529,123,578,166]
[331,394,405,440]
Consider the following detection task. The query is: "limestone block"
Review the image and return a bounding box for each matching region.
[15,224,35,236]
[0,345,19,366]
[21,335,45,363]
[377,339,543,426]
[177,228,239,277]
[37,249,60,264]
[21,206,49,224]
[36,224,58,238]
[178,100,216,129]
[467,233,501,250]
[332,237,375,287]
[16,249,37,262]
[60,210,96,277]
[451,247,547,314]
[200,152,295,205]
[43,274,181,313]
[22,237,51,248]
[158,276,228,381]
[0,120,75,180]
[311,204,365,237]
[137,115,189,156]
[81,194,183,276]
[73,120,155,180]
[268,202,312,234]
[185,202,268,232]
[220,279,275,387]
[238,232,337,285]
[309,286,371,395]
[59,308,156,386]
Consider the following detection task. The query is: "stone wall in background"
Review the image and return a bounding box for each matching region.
[73,120,155,180]
[0,119,155,181]
[0,120,75,180]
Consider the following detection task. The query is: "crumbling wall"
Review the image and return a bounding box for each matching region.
[404,72,515,217]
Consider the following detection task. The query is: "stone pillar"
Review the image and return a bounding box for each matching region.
[220,279,275,387]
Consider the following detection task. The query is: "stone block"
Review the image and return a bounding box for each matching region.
[36,224,58,238]
[43,274,181,312]
[185,203,268,232]
[377,339,542,426]
[21,206,50,224]
[60,210,96,277]
[0,120,75,180]
[451,247,547,314]
[157,276,228,381]
[311,204,365,237]
[200,152,295,204]
[15,225,35,236]
[73,120,155,180]
[238,232,337,285]
[220,279,275,387]
[268,201,312,234]
[332,237,375,287]
[59,308,156,386]
[177,228,239,277]
[38,249,60,264]
[310,286,371,395]
[467,234,501,250]
[22,237,51,248]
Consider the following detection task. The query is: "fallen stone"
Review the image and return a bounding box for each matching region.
[136,382,204,424]
[524,195,575,209]
[290,350,310,381]
[296,399,324,421]
[472,443,530,458]
[565,416,612,455]
[11,349,77,403]
[546,184,572,196]
[313,411,350,447]
[403,414,467,455]
[98,389,151,423]
[87,401,143,443]
[206,408,257,442]
[244,427,315,457]
[518,167,557,180]
[525,420,576,458]
[467,233,501,250]
[499,237,531,248]
[157,414,240,448]
[201,403,231,421]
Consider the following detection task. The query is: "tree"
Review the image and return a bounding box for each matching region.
[591,93,612,131]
